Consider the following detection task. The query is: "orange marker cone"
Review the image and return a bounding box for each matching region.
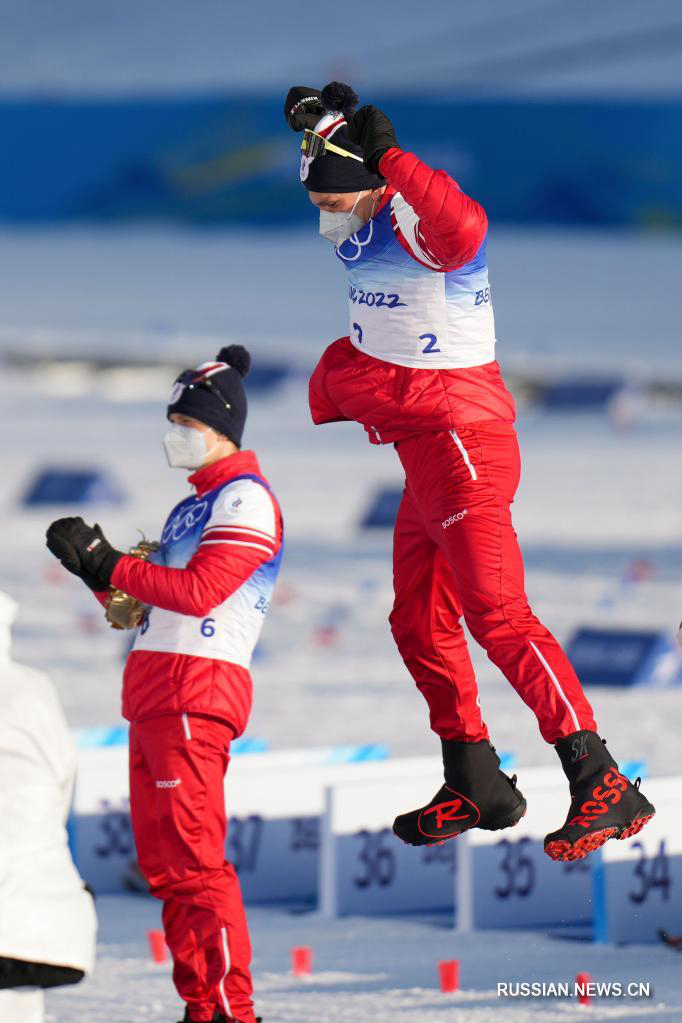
[439,959,459,993]
[576,971,592,1005]
[291,946,313,977]
[148,929,167,963]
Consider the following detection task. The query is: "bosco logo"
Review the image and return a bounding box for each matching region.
[442,509,468,529]
[162,500,209,543]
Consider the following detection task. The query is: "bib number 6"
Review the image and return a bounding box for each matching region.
[200,617,216,638]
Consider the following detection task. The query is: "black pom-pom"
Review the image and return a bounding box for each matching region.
[217,344,251,379]
[321,81,359,118]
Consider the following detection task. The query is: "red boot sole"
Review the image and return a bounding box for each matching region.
[545,826,618,862]
[545,812,656,862]
[618,811,655,840]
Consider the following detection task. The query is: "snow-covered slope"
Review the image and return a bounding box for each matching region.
[3,366,682,774]
[44,895,682,1022]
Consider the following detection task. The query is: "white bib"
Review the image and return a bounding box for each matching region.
[337,193,497,370]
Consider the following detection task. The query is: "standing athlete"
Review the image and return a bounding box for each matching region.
[46,346,281,1023]
[284,82,655,861]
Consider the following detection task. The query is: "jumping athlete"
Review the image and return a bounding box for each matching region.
[284,82,655,861]
[46,346,280,1023]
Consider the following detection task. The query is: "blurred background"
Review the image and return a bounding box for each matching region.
[3,5,682,1019]
[2,0,682,772]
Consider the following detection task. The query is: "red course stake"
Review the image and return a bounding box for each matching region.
[439,959,459,993]
[576,971,592,1005]
[292,946,313,977]
[148,929,167,963]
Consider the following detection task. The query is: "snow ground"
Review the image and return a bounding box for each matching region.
[4,368,682,773]
[44,894,682,1023]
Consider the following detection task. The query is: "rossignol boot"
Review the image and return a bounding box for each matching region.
[544,730,655,862]
[392,739,526,846]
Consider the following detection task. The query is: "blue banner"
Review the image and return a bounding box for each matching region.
[3,96,681,227]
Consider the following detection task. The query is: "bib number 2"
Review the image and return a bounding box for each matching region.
[352,326,442,355]
[420,333,441,354]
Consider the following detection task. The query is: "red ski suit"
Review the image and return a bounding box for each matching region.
[107,452,283,1023]
[309,147,596,745]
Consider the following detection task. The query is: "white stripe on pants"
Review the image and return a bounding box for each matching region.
[218,925,233,1019]
[450,429,478,481]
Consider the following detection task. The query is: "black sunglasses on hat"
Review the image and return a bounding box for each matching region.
[301,128,365,163]
[172,370,232,411]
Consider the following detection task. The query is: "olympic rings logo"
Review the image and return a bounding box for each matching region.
[161,501,209,543]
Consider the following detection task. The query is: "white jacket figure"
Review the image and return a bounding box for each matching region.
[0,591,96,1023]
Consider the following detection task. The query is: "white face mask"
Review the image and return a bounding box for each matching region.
[163,423,215,469]
[319,191,367,246]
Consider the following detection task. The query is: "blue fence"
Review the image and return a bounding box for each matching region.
[3,97,682,227]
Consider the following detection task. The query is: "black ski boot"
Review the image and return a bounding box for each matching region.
[392,739,526,846]
[544,730,655,862]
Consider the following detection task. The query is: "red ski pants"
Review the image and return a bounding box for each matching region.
[390,425,597,745]
[129,714,256,1023]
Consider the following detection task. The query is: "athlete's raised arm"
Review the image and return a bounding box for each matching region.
[378,147,487,270]
[348,103,487,270]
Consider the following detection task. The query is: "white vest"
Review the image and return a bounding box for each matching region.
[132,474,282,668]
[336,193,496,370]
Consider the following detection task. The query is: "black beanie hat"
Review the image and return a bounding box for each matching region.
[167,345,251,448]
[300,82,385,193]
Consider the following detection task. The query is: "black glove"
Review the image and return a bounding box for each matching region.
[283,86,325,132]
[46,517,102,590]
[346,105,398,175]
[46,517,124,590]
